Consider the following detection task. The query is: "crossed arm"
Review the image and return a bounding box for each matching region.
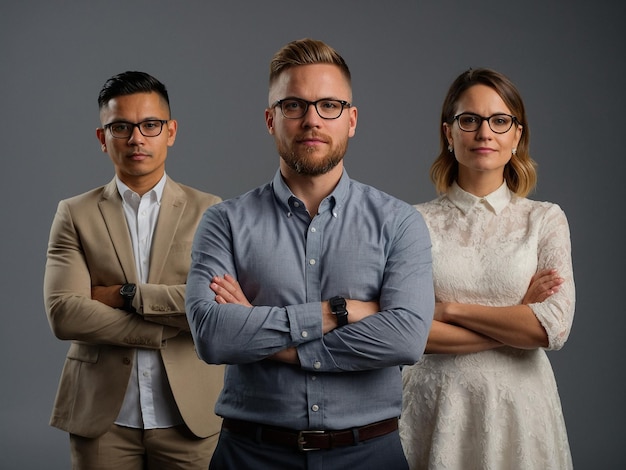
[44,201,181,347]
[426,268,564,354]
[210,274,380,364]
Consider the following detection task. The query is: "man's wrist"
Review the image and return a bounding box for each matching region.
[120,283,137,312]
[329,296,349,327]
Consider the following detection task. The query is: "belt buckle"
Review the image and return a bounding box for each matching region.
[297,430,325,451]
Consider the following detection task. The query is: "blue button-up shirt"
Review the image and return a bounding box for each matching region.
[186,169,433,430]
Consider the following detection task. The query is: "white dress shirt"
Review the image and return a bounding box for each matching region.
[114,174,183,429]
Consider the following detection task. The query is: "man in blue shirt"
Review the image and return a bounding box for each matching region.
[186,38,434,469]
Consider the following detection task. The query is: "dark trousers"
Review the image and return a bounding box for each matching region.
[209,428,409,470]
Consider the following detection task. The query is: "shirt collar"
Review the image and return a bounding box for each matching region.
[446,180,511,215]
[271,169,350,217]
[115,173,167,205]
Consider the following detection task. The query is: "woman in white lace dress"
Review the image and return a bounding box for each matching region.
[400,69,575,469]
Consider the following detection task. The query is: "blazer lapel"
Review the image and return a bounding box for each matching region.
[99,179,138,283]
[148,178,187,283]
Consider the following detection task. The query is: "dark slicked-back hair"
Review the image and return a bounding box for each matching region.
[269,38,351,88]
[431,68,537,197]
[98,71,171,115]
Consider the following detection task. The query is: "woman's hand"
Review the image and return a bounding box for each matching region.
[210,274,252,307]
[522,268,563,304]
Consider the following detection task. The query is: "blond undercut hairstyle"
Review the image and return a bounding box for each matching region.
[269,38,352,88]
[430,68,537,197]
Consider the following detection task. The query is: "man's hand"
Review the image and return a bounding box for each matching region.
[91,285,124,309]
[210,274,253,307]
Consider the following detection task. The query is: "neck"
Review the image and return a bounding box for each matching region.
[456,170,504,197]
[280,162,343,217]
[119,172,164,197]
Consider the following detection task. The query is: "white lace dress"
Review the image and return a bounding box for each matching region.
[400,182,575,470]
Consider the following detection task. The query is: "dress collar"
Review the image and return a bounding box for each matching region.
[446,180,511,215]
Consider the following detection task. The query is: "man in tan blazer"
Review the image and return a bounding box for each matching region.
[43,71,224,469]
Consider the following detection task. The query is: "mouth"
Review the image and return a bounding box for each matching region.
[128,152,150,160]
[297,134,328,146]
[471,147,496,154]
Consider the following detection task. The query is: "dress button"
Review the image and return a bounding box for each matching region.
[301,331,309,338]
[309,259,316,265]
[311,405,319,412]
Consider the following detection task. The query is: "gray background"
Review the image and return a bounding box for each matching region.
[1,1,624,468]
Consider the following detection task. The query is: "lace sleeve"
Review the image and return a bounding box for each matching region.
[529,204,576,350]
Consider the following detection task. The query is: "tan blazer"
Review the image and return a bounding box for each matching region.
[44,177,224,439]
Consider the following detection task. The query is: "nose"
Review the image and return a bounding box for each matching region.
[127,124,145,144]
[301,103,322,128]
[475,119,493,139]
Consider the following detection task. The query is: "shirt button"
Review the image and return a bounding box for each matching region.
[313,361,321,369]
[293,201,300,208]
[309,259,316,265]
[311,405,319,412]
[122,357,131,365]
[311,376,317,381]
[301,331,309,338]
[143,371,150,377]
[310,227,316,233]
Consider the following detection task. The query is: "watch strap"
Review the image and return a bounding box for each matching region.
[120,283,136,312]
[329,296,349,327]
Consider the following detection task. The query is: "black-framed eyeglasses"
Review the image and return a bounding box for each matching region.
[454,113,518,134]
[104,120,168,139]
[272,98,352,120]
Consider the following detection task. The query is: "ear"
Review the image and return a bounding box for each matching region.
[265,108,275,135]
[166,119,178,147]
[513,124,523,149]
[443,122,453,147]
[347,106,358,138]
[96,127,107,152]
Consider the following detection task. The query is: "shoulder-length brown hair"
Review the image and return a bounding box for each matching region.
[430,68,537,196]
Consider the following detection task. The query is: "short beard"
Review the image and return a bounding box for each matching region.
[279,142,348,177]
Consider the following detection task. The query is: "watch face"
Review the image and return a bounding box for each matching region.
[121,284,136,297]
[330,296,346,310]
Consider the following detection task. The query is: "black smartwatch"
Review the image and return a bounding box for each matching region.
[120,283,136,312]
[329,296,348,327]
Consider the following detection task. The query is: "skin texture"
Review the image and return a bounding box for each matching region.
[444,84,522,197]
[265,63,357,217]
[96,92,177,197]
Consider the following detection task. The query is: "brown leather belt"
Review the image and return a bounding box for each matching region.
[222,417,398,451]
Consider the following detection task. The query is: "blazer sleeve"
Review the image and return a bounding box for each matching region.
[43,198,175,349]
